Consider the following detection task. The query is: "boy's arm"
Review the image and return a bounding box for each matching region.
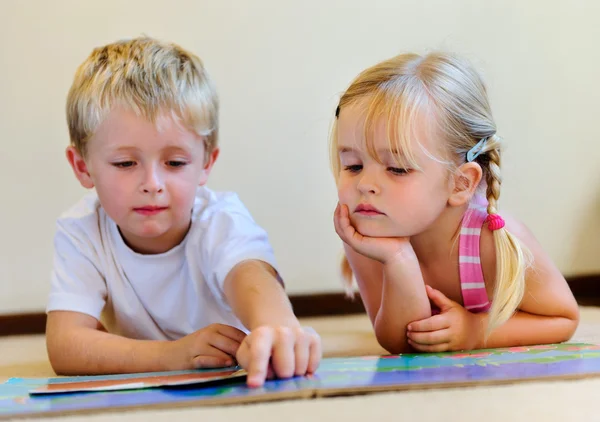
[223,260,298,329]
[48,217,245,375]
[47,311,244,374]
[47,220,173,375]
[223,260,321,387]
[47,311,174,374]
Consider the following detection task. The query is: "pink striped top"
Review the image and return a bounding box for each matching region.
[430,195,491,315]
[457,195,491,313]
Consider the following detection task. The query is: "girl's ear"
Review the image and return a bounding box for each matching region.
[448,162,482,207]
[66,146,95,189]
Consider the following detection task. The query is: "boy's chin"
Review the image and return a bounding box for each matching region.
[120,222,171,240]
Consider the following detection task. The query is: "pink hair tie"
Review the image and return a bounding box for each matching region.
[485,214,505,231]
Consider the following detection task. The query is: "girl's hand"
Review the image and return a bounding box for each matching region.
[406,286,483,352]
[334,203,415,264]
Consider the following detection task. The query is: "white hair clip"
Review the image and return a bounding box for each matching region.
[466,137,488,162]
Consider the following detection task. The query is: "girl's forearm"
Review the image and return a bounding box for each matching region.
[476,310,579,349]
[374,257,432,354]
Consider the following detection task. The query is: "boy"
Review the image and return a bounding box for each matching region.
[46,37,321,387]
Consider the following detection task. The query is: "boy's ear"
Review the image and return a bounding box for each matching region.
[198,147,220,186]
[448,162,482,207]
[66,146,95,189]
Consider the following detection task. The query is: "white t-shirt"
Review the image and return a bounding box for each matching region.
[46,187,279,341]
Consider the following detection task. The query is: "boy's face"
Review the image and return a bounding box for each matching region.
[67,108,218,254]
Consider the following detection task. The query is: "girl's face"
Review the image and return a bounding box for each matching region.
[336,102,454,238]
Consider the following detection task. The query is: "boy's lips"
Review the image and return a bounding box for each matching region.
[354,204,385,216]
[133,206,168,216]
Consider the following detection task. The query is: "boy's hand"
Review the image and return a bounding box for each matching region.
[171,323,246,369]
[236,325,321,387]
[406,286,482,352]
[334,203,415,264]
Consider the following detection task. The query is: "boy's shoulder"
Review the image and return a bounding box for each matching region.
[189,187,267,248]
[55,191,104,238]
[59,191,101,218]
[192,186,254,223]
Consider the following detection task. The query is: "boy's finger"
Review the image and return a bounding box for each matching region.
[245,329,274,387]
[215,324,247,342]
[293,330,309,376]
[307,330,322,374]
[270,328,295,379]
[192,351,234,369]
[208,333,242,357]
[195,344,233,361]
[235,341,250,371]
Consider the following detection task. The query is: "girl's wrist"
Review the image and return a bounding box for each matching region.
[382,243,418,266]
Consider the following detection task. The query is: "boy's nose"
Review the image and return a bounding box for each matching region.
[141,166,164,194]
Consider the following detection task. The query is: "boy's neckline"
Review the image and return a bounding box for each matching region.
[113,222,191,258]
[99,187,205,256]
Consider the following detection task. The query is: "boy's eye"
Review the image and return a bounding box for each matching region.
[112,161,135,168]
[388,167,410,175]
[344,165,362,173]
[167,161,187,168]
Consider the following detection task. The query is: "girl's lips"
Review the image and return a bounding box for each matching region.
[354,204,384,215]
[356,210,384,216]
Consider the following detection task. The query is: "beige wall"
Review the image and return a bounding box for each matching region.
[0,0,598,313]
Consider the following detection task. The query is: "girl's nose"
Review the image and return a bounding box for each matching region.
[357,171,380,195]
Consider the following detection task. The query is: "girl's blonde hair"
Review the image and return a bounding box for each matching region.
[66,36,218,158]
[330,52,531,335]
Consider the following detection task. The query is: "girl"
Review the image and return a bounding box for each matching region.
[331,52,579,354]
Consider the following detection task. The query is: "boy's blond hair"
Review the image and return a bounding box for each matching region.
[66,36,218,157]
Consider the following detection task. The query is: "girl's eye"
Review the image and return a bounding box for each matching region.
[388,167,410,175]
[167,161,187,168]
[112,161,135,168]
[344,165,362,173]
